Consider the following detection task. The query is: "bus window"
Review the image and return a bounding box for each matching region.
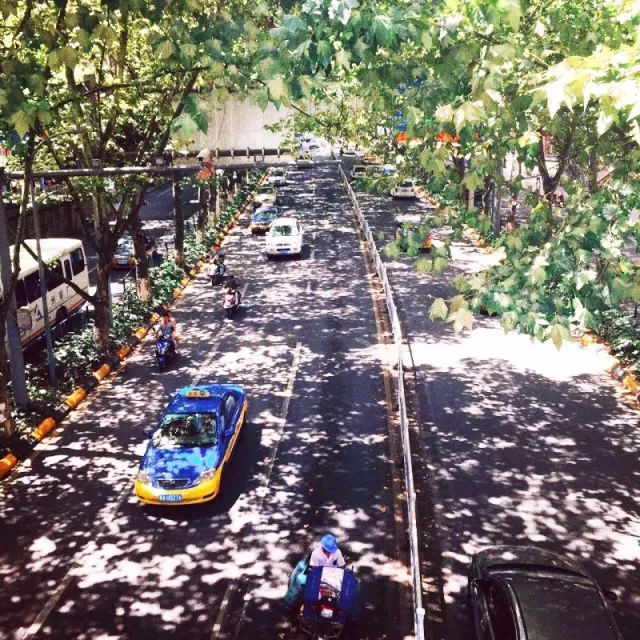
[64,258,72,280]
[23,271,41,303]
[70,248,85,276]
[46,260,64,291]
[15,280,28,308]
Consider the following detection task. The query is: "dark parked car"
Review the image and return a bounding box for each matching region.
[468,546,621,640]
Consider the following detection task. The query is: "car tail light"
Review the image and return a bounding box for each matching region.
[319,606,334,619]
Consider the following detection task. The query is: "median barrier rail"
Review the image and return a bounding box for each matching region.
[338,164,426,640]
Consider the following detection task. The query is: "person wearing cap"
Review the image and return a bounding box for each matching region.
[310,534,345,568]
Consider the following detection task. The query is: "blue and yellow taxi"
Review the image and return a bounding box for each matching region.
[135,384,247,505]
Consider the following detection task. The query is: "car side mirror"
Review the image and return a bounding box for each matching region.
[143,426,154,439]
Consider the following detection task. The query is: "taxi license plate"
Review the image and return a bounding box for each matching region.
[158,494,183,503]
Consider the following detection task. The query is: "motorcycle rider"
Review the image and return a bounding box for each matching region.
[224,275,241,306]
[310,533,346,568]
[155,310,180,355]
[207,252,225,285]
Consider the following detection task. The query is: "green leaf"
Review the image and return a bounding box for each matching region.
[429,298,448,320]
[575,269,596,290]
[421,30,432,50]
[335,49,351,69]
[267,76,288,103]
[157,39,175,59]
[449,295,467,312]
[547,323,571,350]
[499,0,522,31]
[59,46,78,69]
[371,15,395,47]
[451,307,474,332]
[9,111,30,139]
[433,256,449,272]
[530,266,546,285]
[500,311,519,332]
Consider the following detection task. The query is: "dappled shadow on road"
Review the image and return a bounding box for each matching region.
[420,345,640,638]
[353,181,640,639]
[0,164,410,640]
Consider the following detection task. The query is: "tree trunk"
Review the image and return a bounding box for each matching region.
[93,261,112,353]
[196,184,208,243]
[208,182,218,228]
[588,147,599,193]
[173,177,185,268]
[130,208,151,302]
[452,156,468,204]
[0,320,14,440]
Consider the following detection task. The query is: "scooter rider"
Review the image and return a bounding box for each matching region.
[224,275,241,305]
[207,253,225,285]
[155,310,180,355]
[310,533,346,568]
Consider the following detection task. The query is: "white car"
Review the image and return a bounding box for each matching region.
[265,217,304,257]
[391,179,419,199]
[350,165,369,180]
[268,168,287,186]
[253,184,277,208]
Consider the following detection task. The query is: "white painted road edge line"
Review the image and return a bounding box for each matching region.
[15,479,135,640]
[210,340,303,639]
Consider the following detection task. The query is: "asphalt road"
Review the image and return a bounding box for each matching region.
[0,161,411,639]
[343,159,640,640]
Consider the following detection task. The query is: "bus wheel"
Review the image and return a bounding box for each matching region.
[55,308,68,323]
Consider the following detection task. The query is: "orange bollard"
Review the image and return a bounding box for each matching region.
[64,387,87,410]
[117,345,131,360]
[0,453,18,478]
[135,326,148,341]
[93,363,111,382]
[31,417,57,441]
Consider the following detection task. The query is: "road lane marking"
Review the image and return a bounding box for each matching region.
[15,478,135,640]
[210,340,302,639]
[192,341,220,386]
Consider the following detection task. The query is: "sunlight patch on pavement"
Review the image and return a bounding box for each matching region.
[409,326,617,381]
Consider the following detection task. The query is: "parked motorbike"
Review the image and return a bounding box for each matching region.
[155,334,176,370]
[222,288,241,318]
[285,559,361,639]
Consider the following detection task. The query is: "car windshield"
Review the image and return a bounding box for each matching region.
[400,181,414,188]
[271,169,284,176]
[152,412,218,448]
[273,224,294,236]
[257,186,273,194]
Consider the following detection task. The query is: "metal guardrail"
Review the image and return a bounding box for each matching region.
[338,164,426,640]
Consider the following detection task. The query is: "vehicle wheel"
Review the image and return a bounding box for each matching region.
[55,307,68,323]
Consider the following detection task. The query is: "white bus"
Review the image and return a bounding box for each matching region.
[5,238,90,345]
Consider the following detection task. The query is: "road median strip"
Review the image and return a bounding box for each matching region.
[0,172,265,480]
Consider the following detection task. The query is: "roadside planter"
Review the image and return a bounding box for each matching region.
[1,170,265,479]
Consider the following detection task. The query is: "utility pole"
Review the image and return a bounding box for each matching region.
[30,180,56,384]
[0,168,29,407]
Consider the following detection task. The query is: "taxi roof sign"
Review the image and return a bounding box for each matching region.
[183,389,212,398]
